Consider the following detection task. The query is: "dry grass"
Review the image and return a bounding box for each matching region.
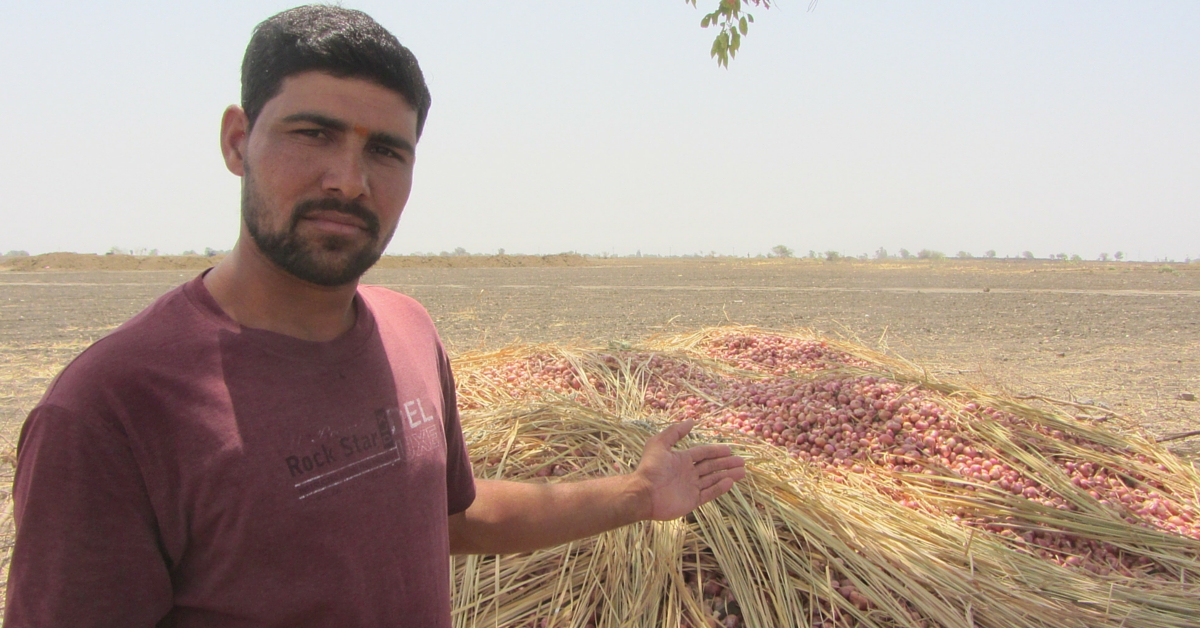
[450,326,1200,628]
[0,441,13,604]
[0,341,92,429]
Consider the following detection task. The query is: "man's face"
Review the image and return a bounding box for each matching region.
[235,71,418,286]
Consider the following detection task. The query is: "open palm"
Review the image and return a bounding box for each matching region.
[634,420,747,521]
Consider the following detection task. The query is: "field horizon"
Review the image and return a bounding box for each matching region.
[2,257,1197,460]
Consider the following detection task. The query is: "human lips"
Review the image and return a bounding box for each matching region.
[301,210,370,235]
[290,198,381,239]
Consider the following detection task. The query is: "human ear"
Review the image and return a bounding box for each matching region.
[220,105,250,177]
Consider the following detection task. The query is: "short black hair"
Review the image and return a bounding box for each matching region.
[241,5,431,137]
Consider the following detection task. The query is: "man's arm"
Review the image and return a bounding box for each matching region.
[5,405,173,625]
[448,420,746,555]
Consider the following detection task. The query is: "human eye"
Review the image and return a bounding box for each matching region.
[370,144,408,164]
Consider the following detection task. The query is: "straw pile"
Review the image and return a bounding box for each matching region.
[450,326,1200,628]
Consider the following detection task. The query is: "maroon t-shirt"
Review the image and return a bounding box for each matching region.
[5,274,476,627]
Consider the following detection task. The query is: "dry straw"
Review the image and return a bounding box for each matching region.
[451,326,1200,628]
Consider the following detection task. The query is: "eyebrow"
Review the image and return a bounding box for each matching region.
[281,111,415,155]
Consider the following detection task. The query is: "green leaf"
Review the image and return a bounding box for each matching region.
[692,0,774,66]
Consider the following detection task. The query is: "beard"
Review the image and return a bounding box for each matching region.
[241,167,391,287]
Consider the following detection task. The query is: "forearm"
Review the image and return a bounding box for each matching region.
[449,420,746,555]
[449,476,651,555]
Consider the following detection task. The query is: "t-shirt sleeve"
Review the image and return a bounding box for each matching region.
[438,348,476,516]
[5,404,173,626]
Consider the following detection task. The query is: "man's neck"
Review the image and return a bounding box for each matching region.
[203,240,359,342]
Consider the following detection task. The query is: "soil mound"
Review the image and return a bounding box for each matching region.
[0,253,221,272]
[0,252,592,272]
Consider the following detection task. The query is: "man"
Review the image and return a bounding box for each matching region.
[4,5,745,626]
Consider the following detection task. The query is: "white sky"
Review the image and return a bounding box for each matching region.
[1,1,1197,261]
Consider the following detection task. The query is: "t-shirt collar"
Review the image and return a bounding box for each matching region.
[183,270,378,364]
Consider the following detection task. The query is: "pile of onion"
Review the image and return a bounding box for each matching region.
[461,331,1199,598]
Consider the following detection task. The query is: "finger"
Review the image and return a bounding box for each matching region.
[650,419,694,450]
[697,468,734,491]
[685,443,734,464]
[698,464,747,489]
[694,455,746,477]
[698,477,737,505]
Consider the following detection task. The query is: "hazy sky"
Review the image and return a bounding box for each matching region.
[2,1,1197,261]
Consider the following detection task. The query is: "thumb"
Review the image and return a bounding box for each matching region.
[649,419,694,451]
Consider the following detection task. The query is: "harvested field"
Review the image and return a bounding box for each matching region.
[0,256,1198,616]
[5,257,1194,455]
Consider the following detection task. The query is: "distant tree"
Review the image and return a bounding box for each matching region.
[770,244,794,258]
[808,250,816,259]
[1054,253,1068,261]
[109,246,128,255]
[452,246,469,256]
[874,247,888,260]
[204,247,220,257]
[4,250,29,257]
[898,248,912,259]
[497,248,506,256]
[1069,254,1082,262]
[1021,251,1035,260]
[1098,252,1109,262]
[917,249,945,260]
[956,251,973,259]
[1114,251,1125,261]
[984,250,997,259]
[824,250,841,261]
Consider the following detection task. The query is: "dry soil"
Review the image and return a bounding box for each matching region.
[2,256,1198,460]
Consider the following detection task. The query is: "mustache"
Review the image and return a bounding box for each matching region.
[290,198,381,237]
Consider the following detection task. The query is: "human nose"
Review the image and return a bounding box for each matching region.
[322,144,369,200]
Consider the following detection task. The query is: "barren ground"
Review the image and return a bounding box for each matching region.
[2,257,1198,462]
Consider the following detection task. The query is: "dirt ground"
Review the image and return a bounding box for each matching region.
[2,256,1198,465]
